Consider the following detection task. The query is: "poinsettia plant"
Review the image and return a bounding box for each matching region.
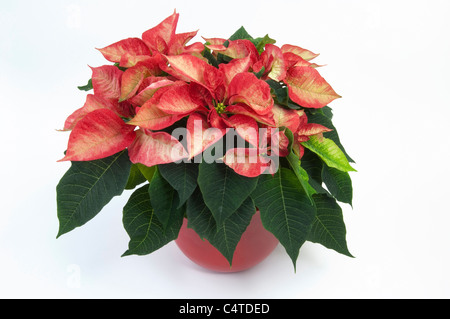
[56,11,356,270]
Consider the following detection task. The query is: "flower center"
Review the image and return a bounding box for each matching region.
[215,102,227,114]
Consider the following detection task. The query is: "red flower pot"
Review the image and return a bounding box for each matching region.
[175,212,279,273]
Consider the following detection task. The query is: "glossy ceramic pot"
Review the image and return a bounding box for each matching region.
[175,212,279,273]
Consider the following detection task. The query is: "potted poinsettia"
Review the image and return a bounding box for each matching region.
[56,11,356,272]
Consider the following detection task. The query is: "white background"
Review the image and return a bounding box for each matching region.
[1,0,449,299]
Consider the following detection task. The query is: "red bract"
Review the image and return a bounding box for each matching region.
[59,109,136,162]
[207,39,260,64]
[62,94,120,131]
[90,65,123,100]
[223,148,271,178]
[186,113,225,159]
[128,130,188,167]
[60,11,341,178]
[253,44,286,81]
[285,66,341,109]
[165,54,274,118]
[97,38,151,68]
[127,85,186,130]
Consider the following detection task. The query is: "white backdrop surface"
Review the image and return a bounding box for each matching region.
[1,0,449,299]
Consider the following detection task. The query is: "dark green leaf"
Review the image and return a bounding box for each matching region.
[266,79,283,91]
[122,184,183,257]
[125,164,147,190]
[186,189,256,266]
[308,194,353,257]
[114,62,128,72]
[251,168,316,270]
[216,53,233,64]
[267,80,288,105]
[300,149,327,194]
[158,162,199,208]
[266,79,302,110]
[202,46,219,68]
[307,108,355,163]
[321,106,334,120]
[77,79,93,91]
[322,165,353,206]
[198,162,258,226]
[229,26,253,41]
[185,188,215,240]
[286,101,303,110]
[149,169,185,231]
[56,150,132,238]
[253,66,265,79]
[211,197,256,265]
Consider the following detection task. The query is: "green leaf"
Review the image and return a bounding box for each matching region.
[149,169,185,231]
[186,189,256,266]
[251,168,316,270]
[267,80,287,103]
[122,184,183,257]
[198,162,259,226]
[216,53,233,64]
[322,164,353,206]
[114,62,128,72]
[302,136,356,173]
[203,197,257,267]
[202,46,219,68]
[158,162,199,208]
[77,79,93,91]
[300,149,327,194]
[253,66,265,79]
[229,26,253,41]
[321,106,334,120]
[185,188,215,241]
[287,152,317,201]
[266,79,301,110]
[285,128,316,200]
[306,108,355,163]
[125,164,147,190]
[137,164,156,182]
[284,127,294,153]
[56,150,132,238]
[251,34,276,54]
[308,194,353,257]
